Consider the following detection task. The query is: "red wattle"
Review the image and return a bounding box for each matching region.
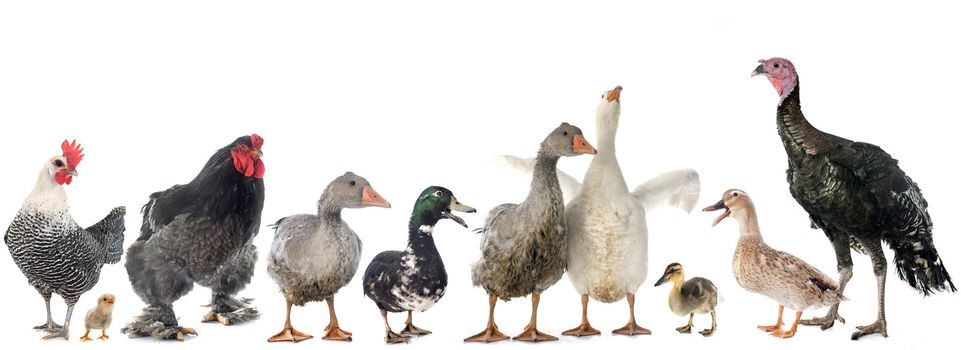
[54,171,72,185]
[244,158,255,177]
[253,159,265,179]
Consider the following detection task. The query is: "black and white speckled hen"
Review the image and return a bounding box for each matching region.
[122,134,265,341]
[752,58,955,340]
[4,140,126,340]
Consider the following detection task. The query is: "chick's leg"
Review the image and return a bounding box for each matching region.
[676,313,694,333]
[203,245,259,325]
[513,291,558,342]
[801,230,850,329]
[612,293,652,336]
[562,294,601,337]
[464,293,509,343]
[267,296,312,342]
[32,291,64,332]
[851,238,888,340]
[80,328,93,342]
[401,310,431,336]
[321,296,351,341]
[758,305,784,332]
[97,329,109,341]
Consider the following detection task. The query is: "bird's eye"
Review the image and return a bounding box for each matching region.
[773,63,780,68]
[433,191,442,197]
[349,181,356,186]
[562,131,569,136]
[53,159,64,167]
[733,193,739,197]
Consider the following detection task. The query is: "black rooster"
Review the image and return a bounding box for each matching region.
[752,58,955,340]
[122,134,266,341]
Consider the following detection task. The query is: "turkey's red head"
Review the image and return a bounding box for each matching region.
[752,57,798,103]
[55,140,84,185]
[231,134,265,179]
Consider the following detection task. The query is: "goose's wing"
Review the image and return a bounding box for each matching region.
[631,169,700,213]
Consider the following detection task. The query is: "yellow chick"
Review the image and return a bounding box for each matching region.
[80,294,115,341]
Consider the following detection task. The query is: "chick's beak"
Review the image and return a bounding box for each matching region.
[702,199,730,227]
[751,64,767,77]
[361,185,391,208]
[572,134,597,155]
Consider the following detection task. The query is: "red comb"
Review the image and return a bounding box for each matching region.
[61,139,84,169]
[250,134,264,149]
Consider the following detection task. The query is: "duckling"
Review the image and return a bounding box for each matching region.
[266,172,390,342]
[466,122,596,343]
[80,294,115,341]
[362,186,475,343]
[704,189,845,339]
[654,263,717,336]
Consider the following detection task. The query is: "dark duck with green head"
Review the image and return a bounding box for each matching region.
[362,186,476,343]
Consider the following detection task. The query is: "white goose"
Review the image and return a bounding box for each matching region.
[504,86,700,336]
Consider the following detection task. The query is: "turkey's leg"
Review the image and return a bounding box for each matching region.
[464,293,509,343]
[513,291,558,342]
[801,230,851,329]
[851,238,888,340]
[758,304,784,332]
[562,294,601,337]
[612,293,651,336]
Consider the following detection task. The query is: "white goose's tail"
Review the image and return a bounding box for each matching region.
[631,169,700,213]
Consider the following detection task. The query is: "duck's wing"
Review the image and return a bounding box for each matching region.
[363,250,403,297]
[680,277,717,305]
[770,248,840,292]
[631,169,700,213]
[498,155,582,201]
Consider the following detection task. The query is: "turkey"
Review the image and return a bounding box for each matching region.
[4,140,126,340]
[751,57,955,340]
[122,134,265,341]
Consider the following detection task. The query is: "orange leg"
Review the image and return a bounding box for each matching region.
[464,293,509,343]
[612,293,651,336]
[267,297,313,342]
[513,291,558,342]
[322,296,352,341]
[80,328,93,342]
[772,310,802,339]
[562,294,601,337]
[758,305,785,332]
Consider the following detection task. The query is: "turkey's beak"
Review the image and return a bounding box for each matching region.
[66,168,78,176]
[751,64,767,77]
[443,197,475,228]
[572,134,597,155]
[654,273,669,287]
[606,86,623,103]
[702,200,730,227]
[361,185,391,208]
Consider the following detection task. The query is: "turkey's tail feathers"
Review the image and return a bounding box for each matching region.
[889,229,956,295]
[87,206,127,264]
[497,155,582,201]
[632,169,700,213]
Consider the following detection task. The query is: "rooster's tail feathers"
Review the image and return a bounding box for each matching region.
[87,206,126,264]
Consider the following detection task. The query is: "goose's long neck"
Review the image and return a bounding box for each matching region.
[526,149,562,205]
[316,195,344,223]
[595,113,618,160]
[777,81,826,160]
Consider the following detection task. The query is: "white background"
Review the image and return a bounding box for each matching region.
[1,1,958,350]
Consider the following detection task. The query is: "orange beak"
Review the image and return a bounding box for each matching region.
[572,134,597,155]
[361,185,391,208]
[606,86,623,102]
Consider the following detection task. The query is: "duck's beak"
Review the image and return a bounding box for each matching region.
[751,64,767,77]
[442,197,475,228]
[702,200,730,227]
[361,185,391,208]
[606,85,623,103]
[654,273,669,287]
[572,134,597,155]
